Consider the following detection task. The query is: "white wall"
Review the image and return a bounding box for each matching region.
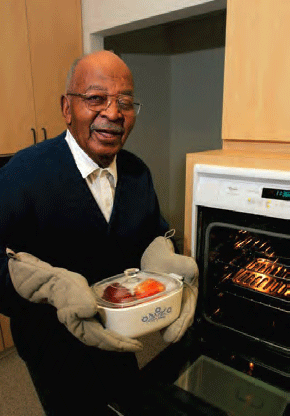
[122,48,224,248]
[121,54,171,221]
[82,0,226,53]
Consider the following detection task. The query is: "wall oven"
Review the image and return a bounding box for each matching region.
[174,164,290,415]
[136,161,290,416]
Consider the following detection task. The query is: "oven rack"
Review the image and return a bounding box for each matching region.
[218,258,290,283]
[212,259,290,310]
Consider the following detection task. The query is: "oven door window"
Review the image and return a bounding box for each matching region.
[199,208,290,351]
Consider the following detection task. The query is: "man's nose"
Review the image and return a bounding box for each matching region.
[101,98,123,119]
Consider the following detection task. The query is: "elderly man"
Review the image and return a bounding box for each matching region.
[0,51,198,415]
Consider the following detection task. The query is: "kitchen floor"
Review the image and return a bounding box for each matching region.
[0,347,45,416]
[0,332,167,416]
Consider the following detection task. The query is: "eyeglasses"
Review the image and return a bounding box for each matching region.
[66,92,142,115]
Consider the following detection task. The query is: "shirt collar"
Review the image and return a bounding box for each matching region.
[65,130,117,185]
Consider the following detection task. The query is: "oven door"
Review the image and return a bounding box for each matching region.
[195,206,290,381]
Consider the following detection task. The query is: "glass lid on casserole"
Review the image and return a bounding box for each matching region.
[91,268,183,308]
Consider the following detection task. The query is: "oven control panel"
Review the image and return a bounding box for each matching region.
[193,164,290,220]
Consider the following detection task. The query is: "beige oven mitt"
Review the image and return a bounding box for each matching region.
[7,249,143,353]
[140,231,198,343]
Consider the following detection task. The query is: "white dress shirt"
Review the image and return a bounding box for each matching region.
[65,130,117,222]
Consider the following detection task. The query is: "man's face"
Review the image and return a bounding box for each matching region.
[62,54,136,167]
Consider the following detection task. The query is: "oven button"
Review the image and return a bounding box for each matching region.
[247,197,261,206]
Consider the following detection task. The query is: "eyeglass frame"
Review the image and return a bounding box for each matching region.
[66,91,142,115]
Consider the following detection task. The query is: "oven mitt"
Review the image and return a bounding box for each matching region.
[161,282,198,343]
[140,231,199,285]
[7,249,143,353]
[141,231,198,343]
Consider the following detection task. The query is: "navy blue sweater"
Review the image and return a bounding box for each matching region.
[0,132,167,341]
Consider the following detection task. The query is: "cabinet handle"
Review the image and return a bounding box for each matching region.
[31,128,37,145]
[41,127,47,141]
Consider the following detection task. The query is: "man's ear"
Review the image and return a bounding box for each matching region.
[61,95,72,125]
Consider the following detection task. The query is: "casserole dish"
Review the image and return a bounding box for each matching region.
[92,268,183,338]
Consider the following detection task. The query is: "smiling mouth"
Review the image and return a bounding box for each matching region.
[90,131,122,146]
[96,130,122,137]
[90,124,125,136]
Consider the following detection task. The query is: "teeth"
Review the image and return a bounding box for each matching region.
[97,131,116,138]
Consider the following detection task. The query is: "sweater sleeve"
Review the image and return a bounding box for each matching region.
[0,155,34,316]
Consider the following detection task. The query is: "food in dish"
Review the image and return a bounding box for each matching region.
[102,278,166,303]
[102,283,134,303]
[134,278,166,299]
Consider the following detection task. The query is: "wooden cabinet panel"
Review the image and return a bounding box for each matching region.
[26,0,83,140]
[0,0,83,154]
[0,322,4,352]
[0,0,36,154]
[222,0,290,143]
[0,314,13,350]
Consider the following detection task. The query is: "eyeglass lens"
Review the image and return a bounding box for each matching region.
[86,94,141,115]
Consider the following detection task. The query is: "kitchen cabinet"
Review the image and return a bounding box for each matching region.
[0,314,13,352]
[0,0,83,155]
[0,0,37,155]
[0,323,4,352]
[222,0,290,145]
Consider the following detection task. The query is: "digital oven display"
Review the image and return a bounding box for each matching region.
[262,188,290,201]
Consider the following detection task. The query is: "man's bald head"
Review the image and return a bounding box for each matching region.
[66,50,133,93]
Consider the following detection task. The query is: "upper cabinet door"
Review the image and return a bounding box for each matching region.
[25,0,83,140]
[0,0,37,154]
[222,0,290,142]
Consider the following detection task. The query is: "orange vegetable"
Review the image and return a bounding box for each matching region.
[134,278,166,299]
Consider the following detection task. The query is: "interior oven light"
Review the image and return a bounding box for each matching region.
[247,362,255,376]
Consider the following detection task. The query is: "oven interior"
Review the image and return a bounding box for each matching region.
[203,221,290,348]
[196,207,290,353]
